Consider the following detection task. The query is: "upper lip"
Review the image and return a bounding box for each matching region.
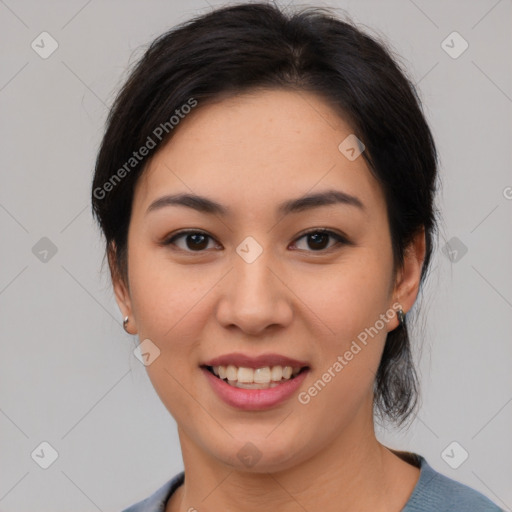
[202,352,310,369]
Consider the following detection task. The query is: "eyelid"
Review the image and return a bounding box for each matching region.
[293,227,351,245]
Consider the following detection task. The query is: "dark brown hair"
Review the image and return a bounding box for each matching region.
[91,2,438,426]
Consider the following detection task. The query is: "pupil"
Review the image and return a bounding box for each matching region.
[187,234,208,250]
[309,233,328,250]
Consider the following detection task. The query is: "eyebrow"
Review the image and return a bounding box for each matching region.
[145,189,364,217]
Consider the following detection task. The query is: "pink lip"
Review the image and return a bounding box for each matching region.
[201,366,310,410]
[202,352,310,369]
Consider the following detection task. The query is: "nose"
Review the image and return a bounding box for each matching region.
[215,248,293,336]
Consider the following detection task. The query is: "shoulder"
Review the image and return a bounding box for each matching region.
[121,471,185,512]
[403,454,503,512]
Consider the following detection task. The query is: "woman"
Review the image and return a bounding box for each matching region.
[91,3,503,511]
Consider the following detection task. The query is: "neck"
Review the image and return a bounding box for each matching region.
[168,409,419,512]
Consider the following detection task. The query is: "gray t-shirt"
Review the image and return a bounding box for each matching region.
[122,453,503,511]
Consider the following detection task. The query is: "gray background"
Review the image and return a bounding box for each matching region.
[0,0,511,510]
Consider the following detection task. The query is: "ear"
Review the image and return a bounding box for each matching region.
[389,227,426,330]
[108,243,137,335]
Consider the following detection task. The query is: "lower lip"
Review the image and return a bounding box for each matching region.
[201,367,309,411]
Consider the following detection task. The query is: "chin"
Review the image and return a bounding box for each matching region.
[212,435,307,474]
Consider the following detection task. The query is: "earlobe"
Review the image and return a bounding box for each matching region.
[113,277,136,333]
[108,243,137,335]
[392,227,427,322]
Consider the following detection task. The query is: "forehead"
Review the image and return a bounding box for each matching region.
[133,89,384,217]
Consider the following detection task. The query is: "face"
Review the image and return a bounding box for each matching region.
[113,89,423,473]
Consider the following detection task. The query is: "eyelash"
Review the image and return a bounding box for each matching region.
[161,228,350,253]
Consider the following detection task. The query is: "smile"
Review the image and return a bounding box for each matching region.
[206,364,307,389]
[201,364,310,410]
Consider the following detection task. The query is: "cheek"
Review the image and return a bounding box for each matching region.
[128,244,209,351]
[296,279,391,432]
[299,249,394,340]
[127,248,214,420]
[296,247,394,398]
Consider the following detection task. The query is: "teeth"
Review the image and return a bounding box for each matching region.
[271,366,282,381]
[238,367,254,383]
[210,364,304,387]
[254,367,271,383]
[225,365,237,381]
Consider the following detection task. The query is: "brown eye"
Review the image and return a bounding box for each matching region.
[292,229,348,252]
[163,228,349,254]
[164,231,217,252]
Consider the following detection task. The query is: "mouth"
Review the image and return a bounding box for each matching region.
[202,364,310,390]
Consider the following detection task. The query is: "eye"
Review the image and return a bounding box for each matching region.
[163,230,219,252]
[162,228,350,253]
[291,229,349,252]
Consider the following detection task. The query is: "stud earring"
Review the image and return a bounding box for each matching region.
[123,316,130,333]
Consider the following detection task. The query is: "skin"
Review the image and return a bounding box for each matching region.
[112,89,426,512]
